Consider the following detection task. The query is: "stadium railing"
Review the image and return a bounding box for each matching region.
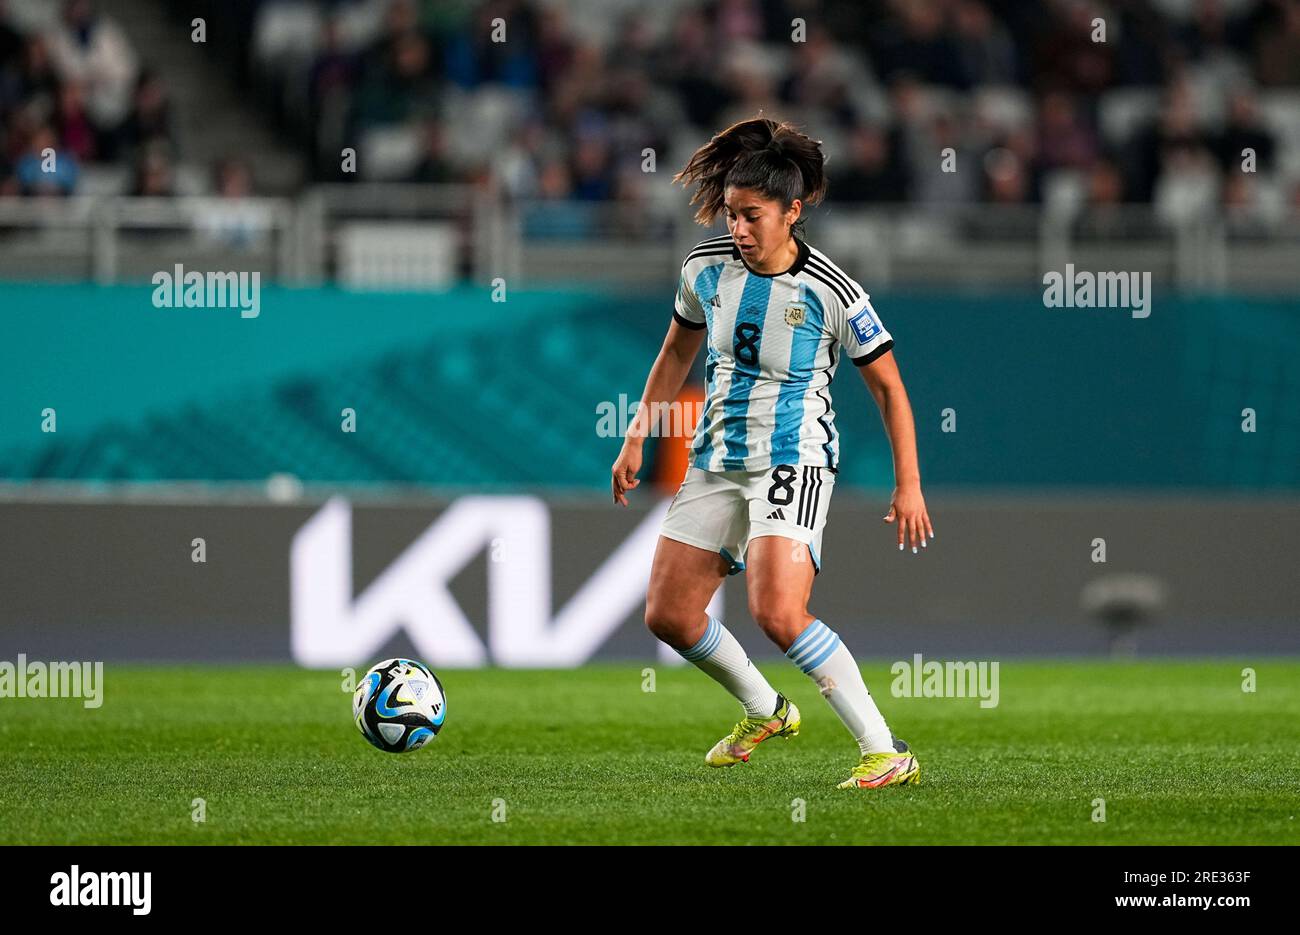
[2,188,1299,292]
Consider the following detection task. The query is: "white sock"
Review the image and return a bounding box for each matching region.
[677,616,780,718]
[785,619,894,755]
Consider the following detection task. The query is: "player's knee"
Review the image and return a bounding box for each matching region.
[644,601,689,645]
[751,604,809,647]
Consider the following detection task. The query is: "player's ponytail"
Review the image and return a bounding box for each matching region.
[673,116,827,230]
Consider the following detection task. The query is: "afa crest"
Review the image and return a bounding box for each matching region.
[784,303,806,327]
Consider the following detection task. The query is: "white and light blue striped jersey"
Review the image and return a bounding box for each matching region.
[672,234,894,473]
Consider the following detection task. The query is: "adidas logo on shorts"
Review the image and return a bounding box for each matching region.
[766,508,785,520]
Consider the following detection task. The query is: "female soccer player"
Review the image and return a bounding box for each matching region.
[611,116,933,789]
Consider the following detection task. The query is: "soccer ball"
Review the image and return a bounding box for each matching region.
[352,658,447,753]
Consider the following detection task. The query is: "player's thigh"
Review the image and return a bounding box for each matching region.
[743,464,834,648]
[745,535,815,648]
[645,535,729,645]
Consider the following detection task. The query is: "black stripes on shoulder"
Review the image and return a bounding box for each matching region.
[807,249,860,293]
[685,249,734,267]
[685,248,734,265]
[672,309,707,329]
[805,251,863,309]
[851,339,894,366]
[684,235,735,264]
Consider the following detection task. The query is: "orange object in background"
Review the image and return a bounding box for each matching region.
[652,383,705,492]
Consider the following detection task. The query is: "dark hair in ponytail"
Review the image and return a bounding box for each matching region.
[672,116,828,231]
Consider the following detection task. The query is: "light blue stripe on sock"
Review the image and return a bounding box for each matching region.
[680,616,721,661]
[790,629,836,669]
[787,620,830,661]
[787,619,827,656]
[786,620,842,673]
[683,620,717,660]
[798,633,841,672]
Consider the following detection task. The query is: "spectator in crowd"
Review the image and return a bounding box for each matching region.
[1254,0,1300,85]
[1035,88,1098,171]
[533,2,577,95]
[306,15,361,179]
[1180,0,1252,67]
[524,154,596,238]
[707,0,773,45]
[53,78,96,162]
[952,0,1018,87]
[569,129,613,201]
[45,0,137,130]
[353,29,438,129]
[1220,168,1275,235]
[1111,0,1173,87]
[779,22,863,127]
[2,36,60,118]
[409,117,455,183]
[1030,0,1114,94]
[981,144,1030,204]
[492,117,547,200]
[1087,155,1126,205]
[1213,85,1276,175]
[1123,79,1209,203]
[442,0,539,89]
[658,7,735,129]
[195,155,275,248]
[214,155,253,199]
[830,122,909,202]
[15,122,78,195]
[914,109,979,204]
[1153,132,1220,226]
[875,0,964,86]
[112,68,173,162]
[0,0,22,70]
[129,139,174,197]
[1072,154,1169,240]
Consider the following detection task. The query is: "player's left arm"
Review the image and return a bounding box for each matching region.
[858,349,933,553]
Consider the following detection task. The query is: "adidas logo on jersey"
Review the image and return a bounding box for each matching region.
[766,508,785,520]
[710,294,721,308]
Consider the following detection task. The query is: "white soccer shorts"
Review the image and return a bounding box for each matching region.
[660,465,835,575]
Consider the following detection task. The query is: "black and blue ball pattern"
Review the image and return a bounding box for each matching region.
[353,658,446,753]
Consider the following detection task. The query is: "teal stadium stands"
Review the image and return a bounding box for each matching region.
[1,285,1296,491]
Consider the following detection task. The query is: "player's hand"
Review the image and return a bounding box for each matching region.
[883,482,933,553]
[611,442,642,506]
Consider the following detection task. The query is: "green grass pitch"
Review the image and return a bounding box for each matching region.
[1,660,1297,845]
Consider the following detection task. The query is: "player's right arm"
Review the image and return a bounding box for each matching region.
[611,270,708,505]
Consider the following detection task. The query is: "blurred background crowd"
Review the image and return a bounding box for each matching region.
[3,0,1299,232]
